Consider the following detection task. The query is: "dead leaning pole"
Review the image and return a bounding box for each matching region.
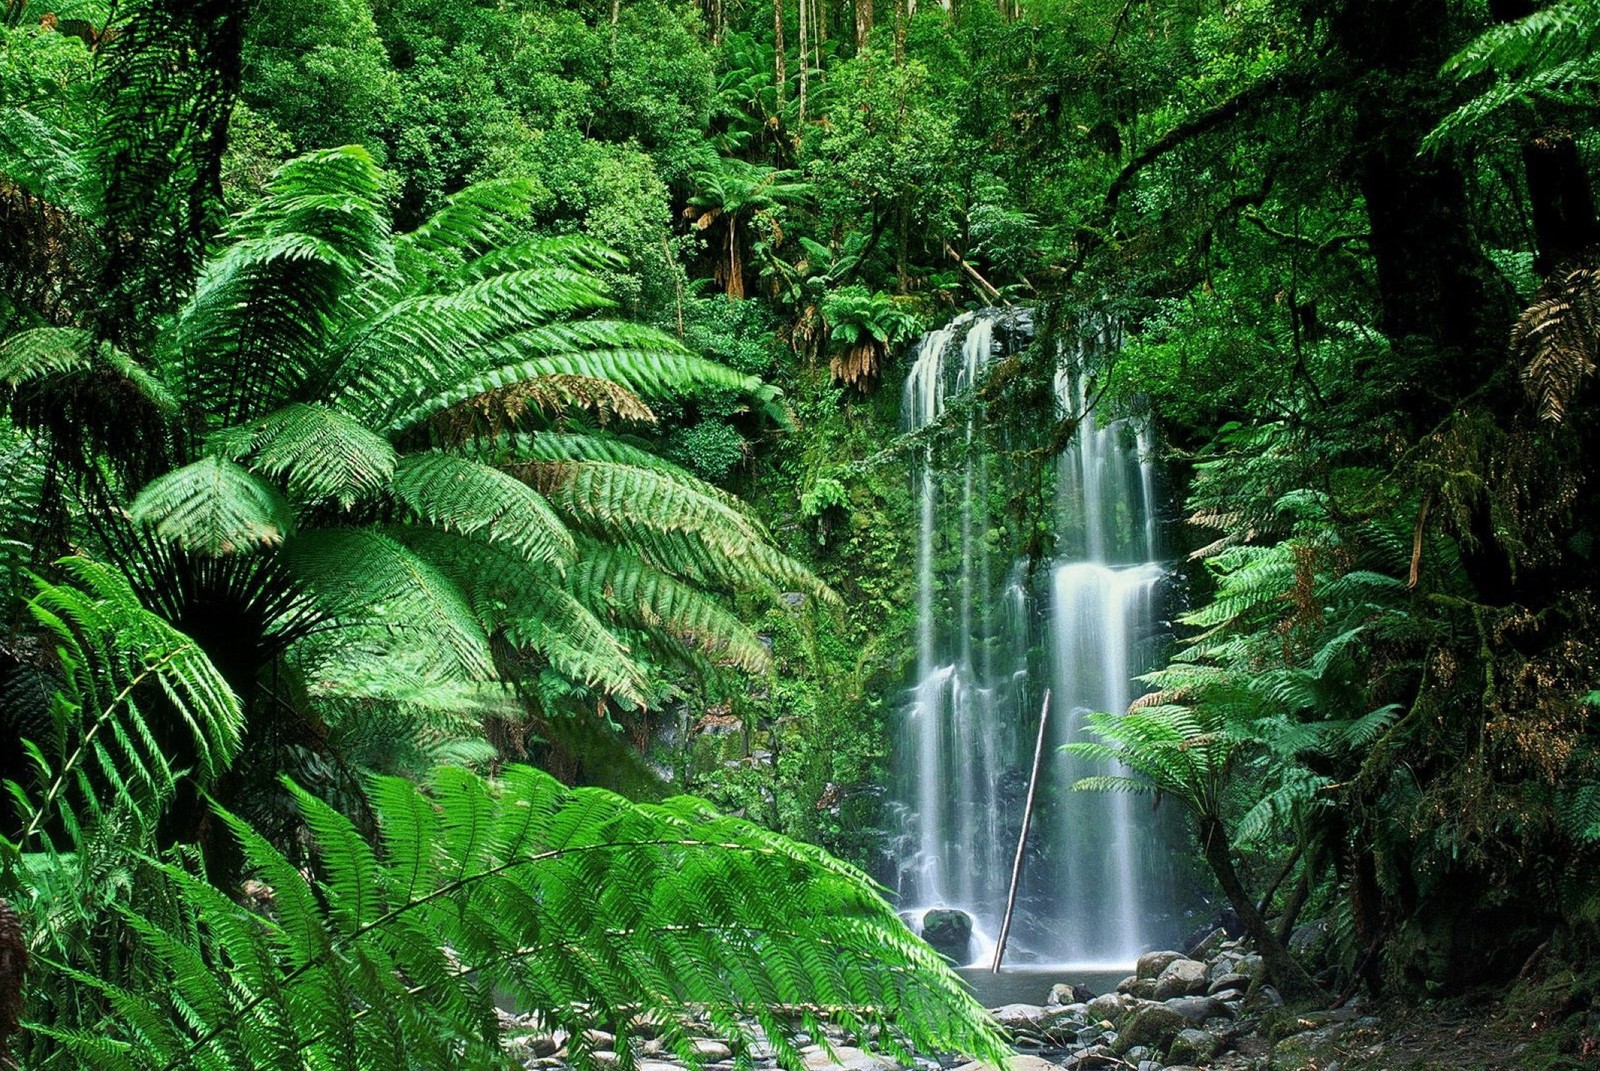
[991,689,1051,973]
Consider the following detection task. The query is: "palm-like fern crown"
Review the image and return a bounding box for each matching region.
[104,146,828,710]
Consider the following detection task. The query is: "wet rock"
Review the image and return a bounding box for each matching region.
[1136,950,1187,980]
[1153,958,1208,1000]
[1289,920,1330,957]
[1208,972,1252,996]
[1165,995,1232,1023]
[1086,992,1137,1023]
[1060,1044,1115,1070]
[1270,1023,1349,1070]
[1047,982,1096,1006]
[989,1003,1048,1029]
[1240,985,1285,1014]
[1112,1003,1187,1055]
[1186,927,1227,961]
[690,1039,734,1061]
[1166,1027,1218,1065]
[506,1034,561,1062]
[920,909,973,965]
[1235,953,1265,980]
[800,1045,897,1071]
[951,1054,1058,1071]
[1207,957,1239,983]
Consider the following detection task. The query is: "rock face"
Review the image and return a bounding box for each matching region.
[920,908,974,965]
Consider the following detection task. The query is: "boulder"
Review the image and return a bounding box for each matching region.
[1047,982,1096,1006]
[1235,953,1265,980]
[988,1004,1048,1030]
[1152,958,1208,1000]
[1135,950,1187,980]
[690,1039,734,1061]
[951,1055,1058,1071]
[1166,1028,1218,1065]
[1112,1003,1188,1055]
[1165,996,1232,1023]
[1207,972,1252,997]
[1086,992,1136,1023]
[920,909,974,965]
[801,1045,897,1071]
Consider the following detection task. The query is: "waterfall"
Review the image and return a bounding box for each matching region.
[891,309,1172,967]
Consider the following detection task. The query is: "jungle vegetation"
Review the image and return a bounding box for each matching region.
[1,0,1599,1063]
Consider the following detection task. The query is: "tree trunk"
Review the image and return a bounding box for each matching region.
[774,0,787,110]
[1524,130,1600,274]
[797,0,808,130]
[1200,817,1320,1000]
[854,0,871,51]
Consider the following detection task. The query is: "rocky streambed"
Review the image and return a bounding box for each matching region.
[501,935,1392,1071]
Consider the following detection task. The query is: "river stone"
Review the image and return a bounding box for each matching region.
[1208,971,1252,996]
[1060,1045,1114,1070]
[1112,1003,1188,1055]
[1166,995,1233,1022]
[1136,950,1187,980]
[989,1003,1048,1029]
[952,1054,1059,1071]
[689,1039,734,1061]
[1086,992,1136,1023]
[921,909,974,965]
[1166,1027,1218,1065]
[1047,982,1096,1006]
[1152,958,1209,1000]
[801,1045,897,1071]
[1235,953,1265,979]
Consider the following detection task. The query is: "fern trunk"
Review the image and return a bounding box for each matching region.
[1199,816,1320,1002]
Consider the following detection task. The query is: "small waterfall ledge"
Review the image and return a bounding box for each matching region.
[889,308,1176,968]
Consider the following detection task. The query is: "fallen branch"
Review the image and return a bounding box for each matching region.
[941,240,1001,305]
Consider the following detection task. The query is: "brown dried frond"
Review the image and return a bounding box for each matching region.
[829,343,878,389]
[1513,258,1600,423]
[432,374,655,444]
[504,460,574,496]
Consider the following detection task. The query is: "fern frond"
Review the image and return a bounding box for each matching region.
[1512,260,1600,422]
[428,373,658,445]
[130,457,296,555]
[210,403,398,508]
[523,461,834,602]
[396,528,648,705]
[568,543,772,674]
[43,766,1012,1071]
[396,178,544,280]
[283,528,494,682]
[5,557,242,851]
[390,452,575,570]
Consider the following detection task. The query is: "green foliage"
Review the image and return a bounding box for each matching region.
[39,765,1011,1071]
[2,556,243,861]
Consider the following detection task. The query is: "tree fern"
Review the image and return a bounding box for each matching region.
[129,457,297,556]
[1427,0,1600,147]
[36,766,1012,1071]
[567,542,773,674]
[390,452,575,570]
[2,557,242,858]
[211,403,398,509]
[282,529,495,683]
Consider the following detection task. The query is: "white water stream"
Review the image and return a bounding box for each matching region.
[891,309,1172,966]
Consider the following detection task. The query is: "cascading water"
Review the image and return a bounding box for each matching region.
[890,309,1173,967]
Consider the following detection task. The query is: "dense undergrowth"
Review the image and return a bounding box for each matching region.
[2,0,1600,1060]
